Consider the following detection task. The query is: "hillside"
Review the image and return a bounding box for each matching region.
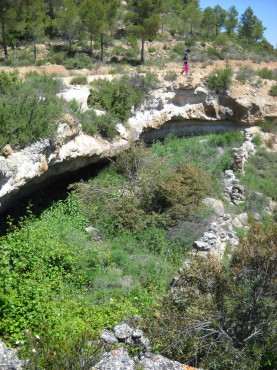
[0,1,277,368]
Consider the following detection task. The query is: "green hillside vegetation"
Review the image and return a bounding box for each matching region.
[1,132,276,368]
[0,0,276,69]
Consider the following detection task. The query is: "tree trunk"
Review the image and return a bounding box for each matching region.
[33,39,37,64]
[100,33,104,61]
[49,0,54,39]
[1,18,8,61]
[141,36,144,63]
[90,34,93,58]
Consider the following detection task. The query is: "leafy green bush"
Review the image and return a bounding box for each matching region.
[148,46,156,53]
[146,222,277,369]
[173,43,184,55]
[206,67,233,94]
[88,73,158,123]
[70,76,88,85]
[269,84,277,96]
[0,72,63,149]
[257,67,275,80]
[207,47,224,60]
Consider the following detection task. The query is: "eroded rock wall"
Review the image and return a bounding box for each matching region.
[0,75,276,212]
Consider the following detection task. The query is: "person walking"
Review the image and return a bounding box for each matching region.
[181,48,190,75]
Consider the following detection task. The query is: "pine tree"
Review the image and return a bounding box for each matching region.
[125,0,161,63]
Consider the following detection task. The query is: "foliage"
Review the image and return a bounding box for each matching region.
[70,76,88,85]
[257,68,275,80]
[206,67,233,94]
[145,222,277,369]
[259,120,277,134]
[269,84,277,97]
[240,148,277,201]
[0,193,142,351]
[88,73,158,123]
[0,72,63,149]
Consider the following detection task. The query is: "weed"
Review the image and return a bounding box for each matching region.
[70,76,88,85]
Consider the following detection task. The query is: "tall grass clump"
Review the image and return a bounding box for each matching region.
[0,71,63,149]
[206,67,233,94]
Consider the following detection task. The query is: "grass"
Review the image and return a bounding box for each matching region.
[240,148,277,202]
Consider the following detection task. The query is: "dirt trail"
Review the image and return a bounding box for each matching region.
[0,59,276,78]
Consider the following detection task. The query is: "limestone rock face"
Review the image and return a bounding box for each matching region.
[0,342,24,370]
[0,74,276,212]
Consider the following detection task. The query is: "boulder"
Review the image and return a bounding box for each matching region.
[0,342,24,370]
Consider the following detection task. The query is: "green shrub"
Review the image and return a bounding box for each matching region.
[207,47,224,60]
[259,120,277,133]
[257,67,275,80]
[145,222,277,369]
[206,67,233,94]
[88,73,158,123]
[63,54,93,70]
[173,43,184,55]
[0,72,63,149]
[163,71,178,81]
[70,76,88,85]
[81,110,119,139]
[269,84,277,96]
[148,46,156,53]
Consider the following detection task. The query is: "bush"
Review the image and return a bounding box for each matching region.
[163,71,178,81]
[257,68,275,80]
[146,222,277,369]
[207,47,224,60]
[173,43,184,55]
[206,67,233,94]
[70,76,88,85]
[80,110,119,139]
[0,72,63,149]
[269,84,277,96]
[148,46,156,53]
[88,73,158,123]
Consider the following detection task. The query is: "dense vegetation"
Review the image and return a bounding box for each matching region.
[1,131,263,367]
[0,0,276,69]
[0,71,63,149]
[146,222,277,369]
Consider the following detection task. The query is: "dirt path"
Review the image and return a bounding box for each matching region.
[0,59,276,78]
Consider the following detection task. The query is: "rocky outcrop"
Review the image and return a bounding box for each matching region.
[0,74,276,212]
[93,322,199,370]
[0,341,24,370]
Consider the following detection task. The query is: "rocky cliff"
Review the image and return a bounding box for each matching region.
[0,74,276,213]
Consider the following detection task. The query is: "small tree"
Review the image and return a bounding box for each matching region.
[213,5,226,37]
[20,0,48,63]
[238,7,265,42]
[225,6,238,37]
[0,0,18,61]
[125,0,161,63]
[54,0,81,54]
